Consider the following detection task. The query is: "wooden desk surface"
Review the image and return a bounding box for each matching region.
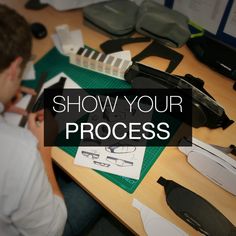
[3,1,236,235]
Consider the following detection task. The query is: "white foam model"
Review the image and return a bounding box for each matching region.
[55,24,76,55]
[178,137,236,195]
[69,47,132,80]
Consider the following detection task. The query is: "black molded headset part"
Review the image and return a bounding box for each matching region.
[158,177,236,236]
[124,63,234,129]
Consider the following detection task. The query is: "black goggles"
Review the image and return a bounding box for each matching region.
[157,177,236,236]
[124,63,234,130]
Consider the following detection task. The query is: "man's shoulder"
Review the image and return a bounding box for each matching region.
[0,120,39,168]
[0,120,37,149]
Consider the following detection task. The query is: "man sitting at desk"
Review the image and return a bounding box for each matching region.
[0,4,102,236]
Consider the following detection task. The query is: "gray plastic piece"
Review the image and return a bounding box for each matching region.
[83,0,138,37]
[136,0,191,47]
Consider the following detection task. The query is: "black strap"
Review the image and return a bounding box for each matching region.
[157,176,167,186]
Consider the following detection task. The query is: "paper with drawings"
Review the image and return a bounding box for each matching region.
[74,145,146,179]
[74,94,152,179]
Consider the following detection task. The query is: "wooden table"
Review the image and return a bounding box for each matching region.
[3,1,236,235]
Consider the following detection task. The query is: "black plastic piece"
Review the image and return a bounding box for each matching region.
[31,22,47,39]
[187,34,236,81]
[100,37,151,54]
[124,62,234,129]
[32,77,66,115]
[101,38,183,73]
[25,0,48,10]
[229,144,236,156]
[132,40,183,73]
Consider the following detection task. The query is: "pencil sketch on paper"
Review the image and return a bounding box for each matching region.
[74,145,145,179]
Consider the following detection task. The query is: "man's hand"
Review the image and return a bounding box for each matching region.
[28,109,58,147]
[6,86,36,115]
[28,110,44,148]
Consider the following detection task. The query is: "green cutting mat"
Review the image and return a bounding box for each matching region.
[24,47,165,193]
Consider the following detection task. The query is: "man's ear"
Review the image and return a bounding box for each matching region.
[7,57,23,81]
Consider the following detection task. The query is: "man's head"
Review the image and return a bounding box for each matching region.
[0,4,32,104]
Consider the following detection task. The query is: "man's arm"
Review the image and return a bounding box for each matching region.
[28,111,63,198]
[39,146,63,197]
[11,110,67,236]
[11,143,67,236]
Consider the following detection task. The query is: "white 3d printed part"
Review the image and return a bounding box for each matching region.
[178,137,236,195]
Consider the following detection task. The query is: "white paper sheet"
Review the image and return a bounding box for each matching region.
[108,50,132,61]
[132,199,188,236]
[22,61,36,81]
[74,94,153,179]
[39,72,80,92]
[224,1,236,37]
[173,0,228,34]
